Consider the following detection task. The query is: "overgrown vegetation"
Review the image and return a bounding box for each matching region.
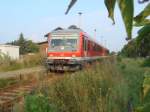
[117,57,150,112]
[0,53,44,72]
[25,58,129,112]
[24,58,150,112]
[120,31,150,58]
[141,58,150,67]
[0,78,19,89]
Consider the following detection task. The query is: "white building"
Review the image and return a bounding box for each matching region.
[0,45,20,60]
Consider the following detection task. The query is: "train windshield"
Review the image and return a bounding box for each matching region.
[48,34,78,52]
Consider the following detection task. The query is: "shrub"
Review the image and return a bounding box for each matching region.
[0,78,18,89]
[141,58,150,67]
[25,95,58,112]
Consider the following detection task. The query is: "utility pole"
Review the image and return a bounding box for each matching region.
[101,36,103,45]
[78,12,82,28]
[94,29,97,38]
[104,40,107,48]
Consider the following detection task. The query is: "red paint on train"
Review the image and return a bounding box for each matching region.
[45,26,109,71]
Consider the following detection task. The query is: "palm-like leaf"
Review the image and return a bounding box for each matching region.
[65,0,134,40]
[118,0,134,40]
[104,0,116,24]
[134,3,150,26]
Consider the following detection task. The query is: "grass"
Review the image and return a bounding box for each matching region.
[25,58,129,112]
[0,71,42,89]
[117,57,150,112]
[0,53,44,72]
[141,58,150,67]
[23,57,150,112]
[0,78,19,89]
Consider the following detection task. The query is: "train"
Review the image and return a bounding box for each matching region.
[45,25,109,71]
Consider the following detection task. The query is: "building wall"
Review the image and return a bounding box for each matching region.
[0,45,20,60]
[38,41,48,56]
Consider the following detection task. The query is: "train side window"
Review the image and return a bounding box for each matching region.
[85,39,88,51]
[87,40,90,50]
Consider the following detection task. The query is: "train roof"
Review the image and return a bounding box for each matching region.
[51,29,83,34]
[51,25,83,34]
[44,25,82,37]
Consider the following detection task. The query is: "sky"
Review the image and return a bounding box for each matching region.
[0,0,148,51]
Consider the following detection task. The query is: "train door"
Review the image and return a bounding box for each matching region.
[83,36,88,57]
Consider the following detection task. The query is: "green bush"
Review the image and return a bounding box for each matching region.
[141,58,150,67]
[0,78,18,89]
[25,95,58,112]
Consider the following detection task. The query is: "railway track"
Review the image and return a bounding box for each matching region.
[0,71,63,112]
[0,80,37,112]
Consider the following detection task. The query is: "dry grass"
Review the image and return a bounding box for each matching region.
[25,59,128,112]
[0,53,45,72]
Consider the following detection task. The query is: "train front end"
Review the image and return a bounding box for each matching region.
[45,29,82,71]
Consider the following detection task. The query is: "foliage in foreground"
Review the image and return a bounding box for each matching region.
[25,59,128,112]
[134,75,150,112]
[117,58,150,112]
[66,0,150,40]
[142,58,150,67]
[24,58,150,112]
[25,95,57,112]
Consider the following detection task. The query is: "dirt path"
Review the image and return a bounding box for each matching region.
[0,66,45,79]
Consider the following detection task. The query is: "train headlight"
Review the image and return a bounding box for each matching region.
[72,55,76,57]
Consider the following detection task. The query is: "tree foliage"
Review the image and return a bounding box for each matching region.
[121,39,139,57]
[7,33,39,55]
[121,31,150,57]
[65,0,150,40]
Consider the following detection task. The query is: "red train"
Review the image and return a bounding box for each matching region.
[45,25,109,71]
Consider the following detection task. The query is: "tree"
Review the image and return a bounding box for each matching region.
[121,32,150,58]
[17,33,27,54]
[7,33,39,55]
[121,39,139,57]
[137,32,150,57]
[65,0,150,40]
[26,40,39,53]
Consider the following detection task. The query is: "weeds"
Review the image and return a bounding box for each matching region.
[0,53,44,72]
[25,59,128,112]
[141,58,150,67]
[0,78,19,89]
[23,58,150,112]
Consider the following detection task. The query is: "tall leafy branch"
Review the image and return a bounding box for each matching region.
[65,0,150,40]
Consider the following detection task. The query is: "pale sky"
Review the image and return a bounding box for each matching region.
[0,0,148,51]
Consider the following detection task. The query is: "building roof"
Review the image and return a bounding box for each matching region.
[0,44,20,48]
[37,41,48,45]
